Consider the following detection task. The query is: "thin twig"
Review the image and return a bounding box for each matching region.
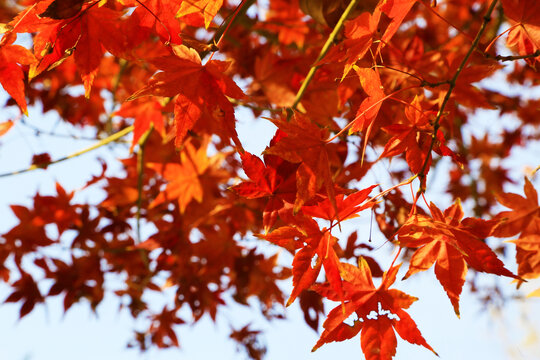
[486,50,540,62]
[416,0,499,192]
[203,0,256,59]
[0,125,134,178]
[288,0,360,117]
[19,118,129,142]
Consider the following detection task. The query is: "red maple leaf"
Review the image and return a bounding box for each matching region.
[397,200,519,316]
[128,44,244,148]
[312,258,436,360]
[302,184,377,223]
[127,0,184,45]
[11,0,129,97]
[5,272,44,318]
[263,115,343,215]
[231,149,297,231]
[379,96,463,173]
[288,230,343,307]
[258,213,343,307]
[0,32,35,114]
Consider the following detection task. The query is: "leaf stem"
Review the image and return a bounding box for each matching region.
[416,0,499,192]
[0,125,134,178]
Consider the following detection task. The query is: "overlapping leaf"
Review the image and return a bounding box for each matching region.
[11,0,129,97]
[128,44,244,147]
[493,178,540,280]
[263,115,342,215]
[502,0,540,62]
[231,149,297,231]
[397,200,519,316]
[312,259,436,360]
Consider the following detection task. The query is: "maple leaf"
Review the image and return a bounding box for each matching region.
[256,0,309,47]
[115,99,166,152]
[397,200,519,316]
[231,150,297,231]
[40,0,86,20]
[288,230,343,307]
[10,0,129,97]
[0,32,36,114]
[349,67,385,135]
[493,178,540,280]
[502,0,540,63]
[263,115,342,215]
[127,0,184,45]
[379,96,462,173]
[5,272,44,318]
[312,259,436,360]
[379,96,434,174]
[176,0,223,29]
[258,213,343,307]
[302,184,377,223]
[346,66,386,163]
[511,234,540,279]
[147,137,213,213]
[321,10,380,78]
[128,44,244,148]
[379,0,418,47]
[493,177,540,238]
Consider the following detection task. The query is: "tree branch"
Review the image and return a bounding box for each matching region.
[417,0,499,192]
[0,125,134,178]
[486,50,540,62]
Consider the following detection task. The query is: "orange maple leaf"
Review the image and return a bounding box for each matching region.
[493,177,540,238]
[502,0,540,63]
[493,177,540,280]
[258,213,343,308]
[128,0,184,44]
[511,234,540,280]
[312,259,436,360]
[176,0,224,29]
[147,137,213,213]
[397,200,519,316]
[128,44,244,148]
